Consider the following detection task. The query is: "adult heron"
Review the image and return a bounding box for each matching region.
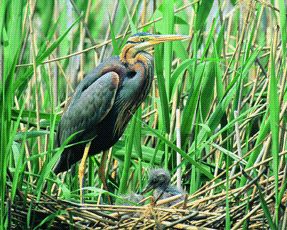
[52,33,189,202]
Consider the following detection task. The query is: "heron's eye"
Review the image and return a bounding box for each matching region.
[140,37,149,42]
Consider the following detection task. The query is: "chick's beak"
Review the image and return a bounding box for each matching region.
[140,182,154,195]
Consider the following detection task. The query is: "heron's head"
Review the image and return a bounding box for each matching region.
[119,32,190,63]
[140,169,171,195]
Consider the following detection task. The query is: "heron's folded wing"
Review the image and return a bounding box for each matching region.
[56,72,119,146]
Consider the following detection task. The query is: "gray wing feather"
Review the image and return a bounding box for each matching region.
[56,72,119,146]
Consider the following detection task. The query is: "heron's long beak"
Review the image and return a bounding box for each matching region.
[133,34,190,52]
[149,34,190,45]
[140,182,154,195]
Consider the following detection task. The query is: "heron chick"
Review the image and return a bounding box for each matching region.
[140,168,185,207]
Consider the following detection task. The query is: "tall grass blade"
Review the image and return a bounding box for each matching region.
[194,0,214,32]
[170,58,195,99]
[154,44,170,133]
[121,0,137,34]
[118,109,139,194]
[163,0,174,101]
[108,15,120,55]
[256,182,276,230]
[269,46,279,226]
[0,0,23,228]
[181,63,205,144]
[279,0,286,59]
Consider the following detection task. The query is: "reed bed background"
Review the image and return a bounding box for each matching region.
[1,0,287,229]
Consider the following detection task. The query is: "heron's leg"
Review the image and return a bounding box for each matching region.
[99,150,112,204]
[79,141,91,203]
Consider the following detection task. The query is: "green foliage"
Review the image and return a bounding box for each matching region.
[1,0,287,228]
[194,0,214,32]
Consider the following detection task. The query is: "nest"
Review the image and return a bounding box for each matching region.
[7,166,287,230]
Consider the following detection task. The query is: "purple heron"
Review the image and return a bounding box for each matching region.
[52,33,189,203]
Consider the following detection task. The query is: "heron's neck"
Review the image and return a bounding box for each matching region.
[119,44,152,70]
[119,43,136,64]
